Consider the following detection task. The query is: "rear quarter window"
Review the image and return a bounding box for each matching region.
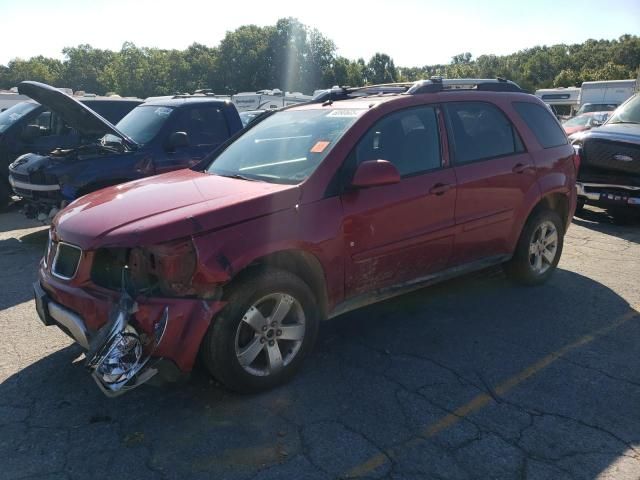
[513,102,567,149]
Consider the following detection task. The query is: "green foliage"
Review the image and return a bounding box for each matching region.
[0,21,637,97]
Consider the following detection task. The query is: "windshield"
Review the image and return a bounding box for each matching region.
[608,95,640,125]
[563,115,591,127]
[577,103,618,115]
[104,105,175,145]
[207,108,365,184]
[0,102,38,133]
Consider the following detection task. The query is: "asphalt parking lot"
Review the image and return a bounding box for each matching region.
[1,205,639,480]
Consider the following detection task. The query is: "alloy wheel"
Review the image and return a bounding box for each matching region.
[234,293,306,377]
[528,220,558,275]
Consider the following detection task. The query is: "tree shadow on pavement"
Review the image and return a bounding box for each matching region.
[1,268,639,479]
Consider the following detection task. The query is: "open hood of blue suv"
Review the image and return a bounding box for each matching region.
[17,81,137,148]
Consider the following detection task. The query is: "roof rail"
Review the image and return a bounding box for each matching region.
[310,77,525,105]
[407,77,524,94]
[312,83,415,104]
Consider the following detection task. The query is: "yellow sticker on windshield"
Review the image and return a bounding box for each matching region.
[311,141,330,153]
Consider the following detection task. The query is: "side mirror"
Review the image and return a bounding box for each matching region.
[351,160,400,189]
[167,131,189,150]
[21,124,41,141]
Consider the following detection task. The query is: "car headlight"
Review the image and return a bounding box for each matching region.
[128,238,198,296]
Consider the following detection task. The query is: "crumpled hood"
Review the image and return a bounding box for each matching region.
[18,81,135,147]
[53,169,300,250]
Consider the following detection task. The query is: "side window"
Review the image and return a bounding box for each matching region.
[178,106,230,146]
[24,110,52,136]
[354,106,441,177]
[513,102,568,149]
[444,102,524,164]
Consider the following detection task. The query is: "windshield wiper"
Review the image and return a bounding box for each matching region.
[609,121,640,125]
[215,173,261,182]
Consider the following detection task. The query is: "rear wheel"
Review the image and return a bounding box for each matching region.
[200,269,319,393]
[504,209,564,285]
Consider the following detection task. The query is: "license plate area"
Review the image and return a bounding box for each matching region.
[599,192,629,204]
[33,282,53,326]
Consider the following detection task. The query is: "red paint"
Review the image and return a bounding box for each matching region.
[42,91,577,374]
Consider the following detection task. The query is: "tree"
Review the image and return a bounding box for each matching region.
[0,26,638,96]
[366,53,397,84]
[61,45,115,93]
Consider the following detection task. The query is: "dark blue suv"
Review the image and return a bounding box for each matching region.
[0,95,141,205]
[8,82,243,218]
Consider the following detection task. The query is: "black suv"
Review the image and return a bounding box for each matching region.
[572,93,640,221]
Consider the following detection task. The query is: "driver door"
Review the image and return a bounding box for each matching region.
[154,105,230,174]
[340,105,457,297]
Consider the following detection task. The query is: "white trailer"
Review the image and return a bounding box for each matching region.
[535,87,580,118]
[231,89,311,112]
[577,79,637,113]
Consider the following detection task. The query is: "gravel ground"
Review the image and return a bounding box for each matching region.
[1,205,639,480]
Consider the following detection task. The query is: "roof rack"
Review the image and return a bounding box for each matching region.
[172,89,225,99]
[408,77,524,94]
[312,77,525,104]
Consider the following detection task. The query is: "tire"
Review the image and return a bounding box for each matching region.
[504,209,564,286]
[574,198,585,216]
[200,268,319,393]
[609,208,637,225]
[0,179,11,210]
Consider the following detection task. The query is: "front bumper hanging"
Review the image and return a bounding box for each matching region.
[35,281,169,397]
[85,291,169,397]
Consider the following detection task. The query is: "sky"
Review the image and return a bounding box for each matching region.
[0,0,638,67]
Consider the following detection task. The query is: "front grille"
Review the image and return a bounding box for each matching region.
[583,139,640,176]
[9,172,30,183]
[52,243,82,280]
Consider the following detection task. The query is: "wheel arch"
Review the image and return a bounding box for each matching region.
[508,190,571,254]
[530,191,570,231]
[230,249,330,320]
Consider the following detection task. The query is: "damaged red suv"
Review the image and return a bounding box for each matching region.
[34,79,577,396]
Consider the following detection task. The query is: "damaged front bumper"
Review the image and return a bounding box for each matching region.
[34,278,224,397]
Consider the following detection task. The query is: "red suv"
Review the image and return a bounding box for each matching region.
[34,79,578,396]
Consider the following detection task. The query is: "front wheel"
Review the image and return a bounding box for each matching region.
[504,209,564,285]
[200,269,319,393]
[0,179,11,210]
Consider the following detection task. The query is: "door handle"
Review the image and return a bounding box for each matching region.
[429,183,452,196]
[513,163,535,174]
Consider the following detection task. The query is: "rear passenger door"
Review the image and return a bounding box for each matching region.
[155,105,230,173]
[341,105,457,296]
[444,101,538,265]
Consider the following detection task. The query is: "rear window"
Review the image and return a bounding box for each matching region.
[444,102,524,164]
[513,102,568,149]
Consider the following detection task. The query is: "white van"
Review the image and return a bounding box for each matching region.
[535,87,580,119]
[577,79,637,114]
[231,89,311,112]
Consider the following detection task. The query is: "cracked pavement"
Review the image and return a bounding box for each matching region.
[1,205,639,480]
